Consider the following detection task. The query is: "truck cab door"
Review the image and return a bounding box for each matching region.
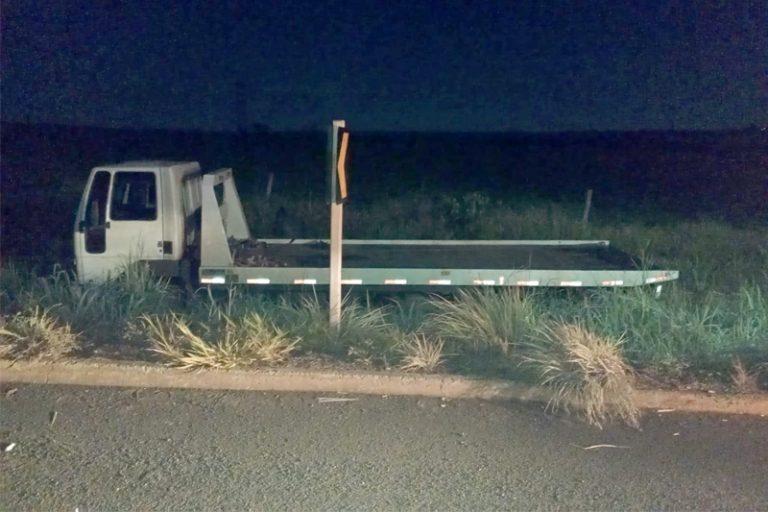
[75,169,164,282]
[75,170,112,281]
[104,170,164,270]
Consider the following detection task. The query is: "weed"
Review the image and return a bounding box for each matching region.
[140,312,296,369]
[398,334,445,373]
[521,322,639,429]
[730,358,759,393]
[0,307,79,361]
[279,295,400,365]
[427,289,536,354]
[2,188,766,387]
[12,263,178,345]
[0,263,36,314]
[388,297,431,334]
[239,313,298,364]
[580,284,768,372]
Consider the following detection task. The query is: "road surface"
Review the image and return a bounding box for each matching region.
[1,384,766,510]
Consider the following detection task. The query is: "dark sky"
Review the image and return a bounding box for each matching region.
[2,0,766,131]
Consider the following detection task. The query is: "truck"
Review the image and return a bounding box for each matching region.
[74,124,679,292]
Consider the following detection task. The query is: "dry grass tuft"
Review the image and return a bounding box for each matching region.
[730,358,760,393]
[521,322,639,429]
[398,334,445,372]
[239,313,297,364]
[0,307,79,361]
[141,312,297,369]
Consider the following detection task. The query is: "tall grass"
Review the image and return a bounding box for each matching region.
[427,289,537,354]
[1,263,178,346]
[277,294,401,365]
[574,284,768,373]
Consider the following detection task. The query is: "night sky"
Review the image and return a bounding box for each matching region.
[2,0,766,132]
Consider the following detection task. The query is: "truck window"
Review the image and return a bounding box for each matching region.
[110,172,157,221]
[84,171,111,253]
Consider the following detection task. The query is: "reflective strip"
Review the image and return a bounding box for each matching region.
[341,279,362,285]
[246,278,270,284]
[429,279,452,285]
[473,279,496,285]
[499,276,505,285]
[200,276,225,284]
[645,276,665,284]
[601,280,624,286]
[293,279,317,285]
[560,281,582,287]
[384,279,407,285]
[516,280,540,286]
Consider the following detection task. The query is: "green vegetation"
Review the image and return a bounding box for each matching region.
[427,288,536,355]
[276,295,401,365]
[579,285,768,373]
[1,262,178,349]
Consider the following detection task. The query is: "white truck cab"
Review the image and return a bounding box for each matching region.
[74,161,202,282]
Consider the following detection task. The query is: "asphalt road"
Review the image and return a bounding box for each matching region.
[1,384,766,511]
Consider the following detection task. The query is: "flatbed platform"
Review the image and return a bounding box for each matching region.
[200,239,678,288]
[232,239,638,270]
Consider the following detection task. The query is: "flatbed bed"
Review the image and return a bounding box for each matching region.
[200,238,678,288]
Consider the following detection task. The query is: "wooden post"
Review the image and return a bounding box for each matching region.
[582,189,593,225]
[329,120,346,328]
[265,172,274,199]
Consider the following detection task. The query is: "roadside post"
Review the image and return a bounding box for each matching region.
[328,120,349,328]
[582,189,593,225]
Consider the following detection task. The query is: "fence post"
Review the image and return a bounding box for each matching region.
[582,189,593,225]
[265,172,275,199]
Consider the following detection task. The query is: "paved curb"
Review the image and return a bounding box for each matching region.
[1,360,766,416]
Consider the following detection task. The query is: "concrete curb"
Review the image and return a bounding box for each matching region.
[1,360,766,416]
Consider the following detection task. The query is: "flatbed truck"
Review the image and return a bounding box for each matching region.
[74,126,678,291]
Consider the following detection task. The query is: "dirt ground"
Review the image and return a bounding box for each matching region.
[1,384,767,511]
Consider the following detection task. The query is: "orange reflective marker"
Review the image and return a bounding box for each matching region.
[337,130,349,200]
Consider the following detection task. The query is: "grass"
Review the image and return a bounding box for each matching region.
[426,288,537,355]
[274,294,401,365]
[521,322,639,429]
[0,306,79,361]
[1,262,177,348]
[141,312,297,369]
[398,334,446,372]
[576,284,768,374]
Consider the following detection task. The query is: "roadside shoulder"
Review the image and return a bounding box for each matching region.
[1,359,766,416]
